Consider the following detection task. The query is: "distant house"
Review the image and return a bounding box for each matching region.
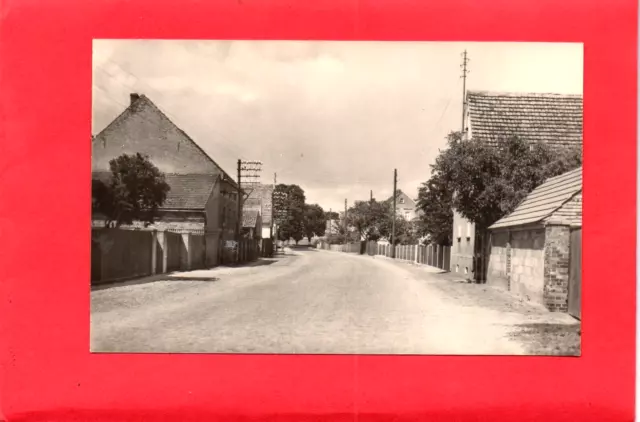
[451,90,583,281]
[386,189,417,221]
[242,209,262,239]
[91,93,241,266]
[487,167,582,317]
[243,183,274,239]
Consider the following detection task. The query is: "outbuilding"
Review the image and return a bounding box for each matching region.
[487,167,582,317]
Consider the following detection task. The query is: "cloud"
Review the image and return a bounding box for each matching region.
[92,41,583,212]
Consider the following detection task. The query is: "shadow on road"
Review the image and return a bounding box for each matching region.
[92,257,284,291]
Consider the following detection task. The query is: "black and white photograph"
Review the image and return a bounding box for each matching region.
[90,40,583,355]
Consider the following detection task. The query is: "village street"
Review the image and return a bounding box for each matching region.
[91,249,577,355]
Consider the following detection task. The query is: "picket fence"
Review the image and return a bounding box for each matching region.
[316,240,451,271]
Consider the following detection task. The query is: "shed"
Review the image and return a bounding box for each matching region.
[487,167,582,315]
[242,209,262,239]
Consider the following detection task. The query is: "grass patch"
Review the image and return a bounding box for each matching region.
[510,323,581,356]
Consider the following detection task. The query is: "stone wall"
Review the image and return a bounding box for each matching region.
[487,228,545,305]
[487,231,509,290]
[509,229,545,305]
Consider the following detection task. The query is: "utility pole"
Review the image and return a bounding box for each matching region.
[460,50,470,135]
[273,172,277,249]
[236,159,242,241]
[370,190,373,202]
[236,159,263,242]
[391,169,397,258]
[344,198,348,246]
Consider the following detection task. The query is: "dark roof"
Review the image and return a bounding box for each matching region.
[92,172,217,210]
[489,167,582,230]
[242,209,260,228]
[467,91,583,150]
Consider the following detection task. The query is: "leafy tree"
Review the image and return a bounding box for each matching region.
[419,132,582,232]
[92,153,170,228]
[273,183,306,243]
[324,210,340,220]
[326,219,360,244]
[394,217,419,245]
[415,172,453,246]
[345,200,390,241]
[303,203,326,243]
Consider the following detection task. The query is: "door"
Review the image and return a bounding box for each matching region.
[568,228,582,319]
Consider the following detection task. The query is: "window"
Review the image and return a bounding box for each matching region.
[399,197,405,204]
[404,211,410,219]
[466,222,471,238]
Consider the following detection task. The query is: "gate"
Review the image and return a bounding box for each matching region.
[568,228,582,319]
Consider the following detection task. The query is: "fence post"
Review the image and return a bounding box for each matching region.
[182,232,192,270]
[157,231,168,273]
[151,230,158,275]
[436,244,441,269]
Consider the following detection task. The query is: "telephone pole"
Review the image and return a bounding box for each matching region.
[236,159,242,241]
[391,169,397,258]
[272,173,277,244]
[344,198,348,246]
[236,159,263,241]
[370,190,373,202]
[460,50,470,135]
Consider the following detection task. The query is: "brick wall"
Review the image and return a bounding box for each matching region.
[543,224,571,312]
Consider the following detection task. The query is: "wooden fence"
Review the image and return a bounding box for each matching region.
[219,238,273,265]
[317,240,451,272]
[91,229,269,285]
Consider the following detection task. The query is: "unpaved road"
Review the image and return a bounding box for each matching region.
[91,249,571,355]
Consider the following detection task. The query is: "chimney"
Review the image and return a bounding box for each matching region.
[130,93,140,105]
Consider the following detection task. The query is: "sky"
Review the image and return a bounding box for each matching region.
[92,41,583,212]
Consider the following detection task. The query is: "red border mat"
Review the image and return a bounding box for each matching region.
[0,1,636,421]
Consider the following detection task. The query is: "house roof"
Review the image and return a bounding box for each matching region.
[466,91,583,150]
[385,189,416,206]
[242,209,260,228]
[489,167,582,230]
[92,172,217,210]
[93,93,238,188]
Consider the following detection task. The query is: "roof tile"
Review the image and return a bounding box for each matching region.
[489,167,582,229]
[92,172,217,210]
[467,91,583,149]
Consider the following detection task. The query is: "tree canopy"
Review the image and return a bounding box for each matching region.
[415,132,583,240]
[273,183,306,242]
[303,203,326,242]
[345,200,390,241]
[92,153,170,228]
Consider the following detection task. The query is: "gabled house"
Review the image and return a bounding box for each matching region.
[91,93,240,266]
[242,209,262,239]
[487,167,582,317]
[451,90,583,281]
[243,183,274,239]
[386,189,418,221]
